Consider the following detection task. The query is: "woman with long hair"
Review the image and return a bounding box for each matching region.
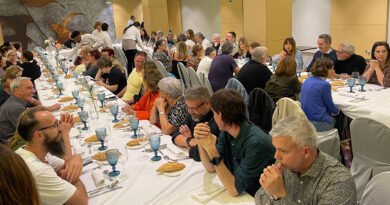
[363,41,390,87]
[272,37,304,72]
[122,21,146,74]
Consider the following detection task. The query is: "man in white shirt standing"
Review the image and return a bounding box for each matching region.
[68,30,104,60]
[126,15,135,26]
[195,32,212,49]
[100,23,113,48]
[15,106,87,205]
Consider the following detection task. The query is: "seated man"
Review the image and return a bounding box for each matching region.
[118,51,146,104]
[171,85,220,161]
[306,34,337,70]
[194,89,275,196]
[197,47,216,78]
[334,42,367,77]
[15,107,87,205]
[237,47,273,95]
[95,57,127,95]
[101,47,127,75]
[255,116,356,205]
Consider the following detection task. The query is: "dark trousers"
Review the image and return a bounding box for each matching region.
[124,49,138,75]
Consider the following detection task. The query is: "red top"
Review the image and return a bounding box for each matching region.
[132,91,159,120]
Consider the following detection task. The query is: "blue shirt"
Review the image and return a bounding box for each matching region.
[307,49,337,71]
[301,77,339,123]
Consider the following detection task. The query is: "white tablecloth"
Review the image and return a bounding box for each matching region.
[35,64,254,204]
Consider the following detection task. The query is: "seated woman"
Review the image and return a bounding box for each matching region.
[265,56,302,102]
[150,78,187,135]
[4,50,19,69]
[272,37,303,72]
[187,44,203,71]
[363,41,390,87]
[84,50,100,78]
[234,37,251,59]
[153,39,172,72]
[301,57,339,132]
[123,61,163,120]
[95,57,127,95]
[171,40,189,79]
[20,50,41,83]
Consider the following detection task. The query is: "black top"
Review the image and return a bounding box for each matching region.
[171,60,187,79]
[171,110,220,161]
[212,43,220,53]
[307,49,337,70]
[0,91,10,107]
[334,54,367,75]
[237,60,273,95]
[21,60,41,83]
[102,67,127,95]
[64,39,76,48]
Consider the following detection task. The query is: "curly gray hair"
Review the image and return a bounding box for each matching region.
[158,77,183,99]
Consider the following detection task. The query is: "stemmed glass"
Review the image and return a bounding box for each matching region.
[351,72,360,80]
[137,129,149,161]
[359,77,366,92]
[63,67,69,76]
[110,103,120,123]
[79,111,89,130]
[77,97,85,112]
[73,72,78,80]
[53,74,59,83]
[149,134,161,161]
[72,90,79,104]
[130,116,139,139]
[56,82,63,96]
[97,92,105,108]
[95,127,107,151]
[105,149,120,177]
[347,78,356,93]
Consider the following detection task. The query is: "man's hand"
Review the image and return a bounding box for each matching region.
[259,164,286,199]
[179,125,192,138]
[96,80,105,86]
[194,123,216,150]
[47,103,61,111]
[59,155,83,184]
[59,113,74,137]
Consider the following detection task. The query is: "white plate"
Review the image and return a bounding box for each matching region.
[162,170,184,177]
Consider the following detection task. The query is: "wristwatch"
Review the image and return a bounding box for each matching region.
[210,156,223,166]
[159,111,165,115]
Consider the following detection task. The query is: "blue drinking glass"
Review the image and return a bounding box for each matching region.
[97,92,105,108]
[77,97,86,112]
[130,117,139,139]
[347,78,356,93]
[73,72,78,79]
[105,149,120,177]
[110,104,120,123]
[79,111,89,130]
[149,135,161,161]
[56,82,64,96]
[95,128,107,151]
[72,90,79,104]
[359,77,366,92]
[53,74,59,83]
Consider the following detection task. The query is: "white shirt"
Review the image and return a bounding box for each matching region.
[185,39,196,48]
[16,147,76,205]
[201,38,212,49]
[68,33,104,60]
[92,29,100,37]
[126,20,134,26]
[122,26,145,50]
[100,31,113,48]
[197,56,213,77]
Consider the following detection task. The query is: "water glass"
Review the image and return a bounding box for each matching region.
[77,97,86,112]
[110,103,119,123]
[347,78,356,93]
[106,149,120,177]
[97,92,105,108]
[130,117,139,139]
[149,135,161,161]
[95,128,107,151]
[79,111,89,130]
[359,77,366,92]
[72,90,79,104]
[56,82,63,96]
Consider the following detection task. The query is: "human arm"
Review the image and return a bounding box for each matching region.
[136,29,145,50]
[363,60,377,82]
[96,80,118,93]
[64,179,88,205]
[89,35,104,50]
[322,83,339,115]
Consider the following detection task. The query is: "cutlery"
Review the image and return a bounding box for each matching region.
[88,186,123,199]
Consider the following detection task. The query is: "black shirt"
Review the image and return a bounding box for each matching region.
[171,110,220,161]
[21,60,41,83]
[334,54,367,75]
[237,60,273,95]
[0,91,10,107]
[102,67,127,95]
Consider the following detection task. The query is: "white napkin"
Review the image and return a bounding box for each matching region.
[92,170,105,187]
[191,184,225,204]
[167,145,187,156]
[72,141,84,155]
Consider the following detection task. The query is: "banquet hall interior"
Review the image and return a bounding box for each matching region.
[0,0,390,204]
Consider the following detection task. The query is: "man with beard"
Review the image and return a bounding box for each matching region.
[171,85,220,161]
[15,106,88,205]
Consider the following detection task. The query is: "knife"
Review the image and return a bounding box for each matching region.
[88,186,123,199]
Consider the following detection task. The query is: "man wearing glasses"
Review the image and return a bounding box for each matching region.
[171,85,220,161]
[15,106,88,205]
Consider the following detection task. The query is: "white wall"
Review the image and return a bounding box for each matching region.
[180,0,220,41]
[292,0,331,47]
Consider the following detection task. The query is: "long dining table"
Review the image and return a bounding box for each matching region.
[34,54,254,205]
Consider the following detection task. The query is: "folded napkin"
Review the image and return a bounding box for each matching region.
[72,140,84,155]
[92,170,105,187]
[191,184,225,204]
[167,145,187,156]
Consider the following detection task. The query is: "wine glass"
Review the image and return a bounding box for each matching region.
[149,134,161,161]
[56,82,63,96]
[351,72,360,80]
[97,92,105,108]
[63,67,69,75]
[77,97,85,112]
[130,117,139,139]
[79,111,89,130]
[72,90,79,104]
[105,149,120,177]
[110,103,120,123]
[359,77,366,92]
[137,129,149,161]
[347,78,356,93]
[73,72,78,79]
[95,127,107,151]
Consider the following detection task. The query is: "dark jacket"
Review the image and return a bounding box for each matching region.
[21,60,41,83]
[248,88,275,133]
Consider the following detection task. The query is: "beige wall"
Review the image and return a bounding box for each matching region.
[331,0,388,58]
[0,23,3,45]
[167,0,183,34]
[112,0,143,39]
[220,0,244,41]
[142,0,169,34]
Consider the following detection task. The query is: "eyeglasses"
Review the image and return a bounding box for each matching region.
[188,101,205,111]
[37,120,58,131]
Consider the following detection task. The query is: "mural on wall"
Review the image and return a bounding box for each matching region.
[0,0,116,49]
